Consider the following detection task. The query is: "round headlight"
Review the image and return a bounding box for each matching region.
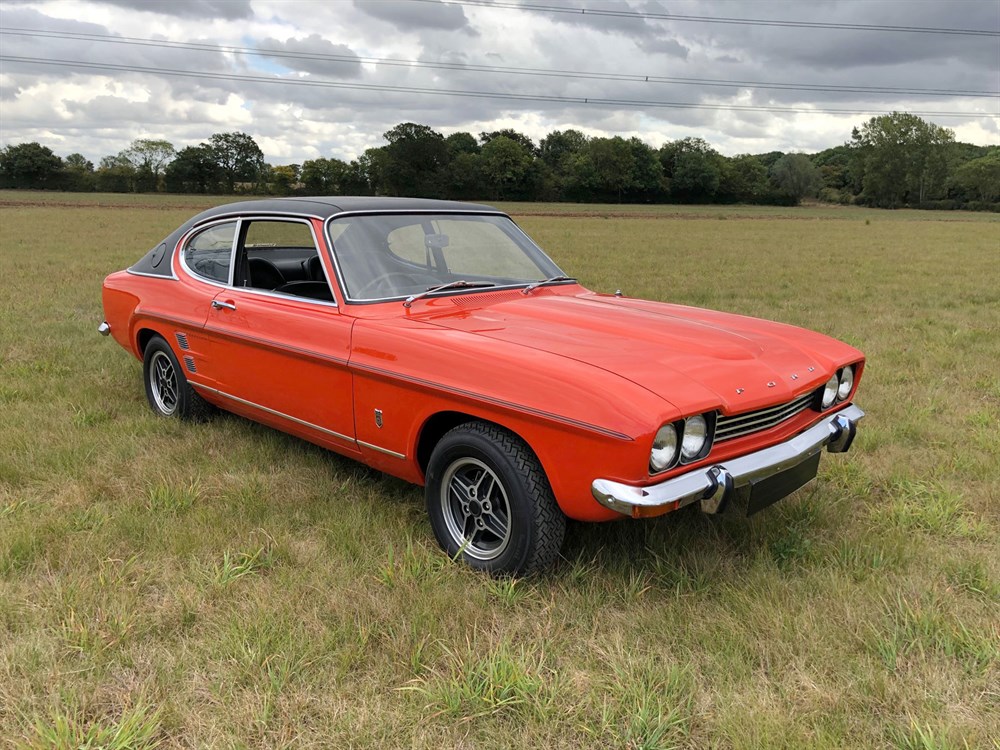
[821,374,839,408]
[650,424,678,472]
[681,415,708,460]
[837,365,854,401]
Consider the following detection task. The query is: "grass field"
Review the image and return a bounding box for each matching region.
[1,192,997,749]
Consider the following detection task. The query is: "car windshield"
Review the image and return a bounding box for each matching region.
[327,213,566,301]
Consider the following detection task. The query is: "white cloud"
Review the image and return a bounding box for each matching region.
[0,0,996,164]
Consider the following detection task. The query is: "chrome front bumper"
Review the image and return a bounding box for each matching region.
[592,404,865,517]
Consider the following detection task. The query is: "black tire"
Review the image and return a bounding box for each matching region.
[142,336,212,421]
[425,421,566,575]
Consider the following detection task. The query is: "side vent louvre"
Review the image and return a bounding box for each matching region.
[175,332,190,350]
[183,355,197,373]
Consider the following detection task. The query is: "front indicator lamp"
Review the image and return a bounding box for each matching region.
[821,374,839,408]
[650,424,678,472]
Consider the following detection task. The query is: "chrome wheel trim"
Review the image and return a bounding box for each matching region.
[439,457,512,561]
[149,350,179,416]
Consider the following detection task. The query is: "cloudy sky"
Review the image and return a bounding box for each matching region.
[1,0,997,165]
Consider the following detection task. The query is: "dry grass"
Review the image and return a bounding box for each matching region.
[1,192,997,748]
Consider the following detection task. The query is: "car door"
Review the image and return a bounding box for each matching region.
[201,216,358,456]
[163,218,240,389]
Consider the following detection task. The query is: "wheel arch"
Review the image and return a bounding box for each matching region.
[136,327,161,356]
[416,411,479,475]
[415,410,544,477]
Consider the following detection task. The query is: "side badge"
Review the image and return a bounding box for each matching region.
[374,409,383,428]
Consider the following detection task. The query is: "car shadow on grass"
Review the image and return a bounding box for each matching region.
[203,411,831,585]
[556,488,836,590]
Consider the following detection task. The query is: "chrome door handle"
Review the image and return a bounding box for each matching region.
[211,300,237,311]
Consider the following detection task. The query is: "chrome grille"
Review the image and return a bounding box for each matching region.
[716,391,815,442]
[175,332,190,350]
[183,355,197,373]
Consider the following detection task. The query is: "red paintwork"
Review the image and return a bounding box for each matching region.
[102,213,864,523]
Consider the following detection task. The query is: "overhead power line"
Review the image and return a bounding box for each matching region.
[3,55,996,120]
[417,0,1000,37]
[2,28,997,99]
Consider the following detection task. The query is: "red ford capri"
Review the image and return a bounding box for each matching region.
[101,197,865,574]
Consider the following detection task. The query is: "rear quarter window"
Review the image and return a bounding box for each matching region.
[185,222,236,283]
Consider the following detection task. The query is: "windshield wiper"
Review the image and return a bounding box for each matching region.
[521,275,577,295]
[403,280,496,308]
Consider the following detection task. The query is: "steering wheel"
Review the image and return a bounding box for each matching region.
[355,272,439,298]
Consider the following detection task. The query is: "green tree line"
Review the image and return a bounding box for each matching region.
[1,114,997,210]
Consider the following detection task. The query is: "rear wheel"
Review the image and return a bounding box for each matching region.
[425,421,565,575]
[142,336,212,421]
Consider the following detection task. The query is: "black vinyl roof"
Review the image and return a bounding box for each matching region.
[129,196,503,278]
[192,196,500,223]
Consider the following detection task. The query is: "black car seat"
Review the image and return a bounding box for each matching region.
[305,254,325,281]
[248,258,285,290]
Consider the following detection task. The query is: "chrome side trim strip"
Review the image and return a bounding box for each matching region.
[191,384,357,446]
[127,268,179,280]
[592,404,865,515]
[357,440,406,460]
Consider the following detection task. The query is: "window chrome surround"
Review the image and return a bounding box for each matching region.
[179,214,339,307]
[321,210,573,305]
[225,284,340,309]
[190,209,326,224]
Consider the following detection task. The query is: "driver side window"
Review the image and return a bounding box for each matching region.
[235,219,335,303]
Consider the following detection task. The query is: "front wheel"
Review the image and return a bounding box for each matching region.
[142,336,212,421]
[425,422,566,575]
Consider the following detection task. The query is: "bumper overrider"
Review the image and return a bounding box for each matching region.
[592,404,864,517]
